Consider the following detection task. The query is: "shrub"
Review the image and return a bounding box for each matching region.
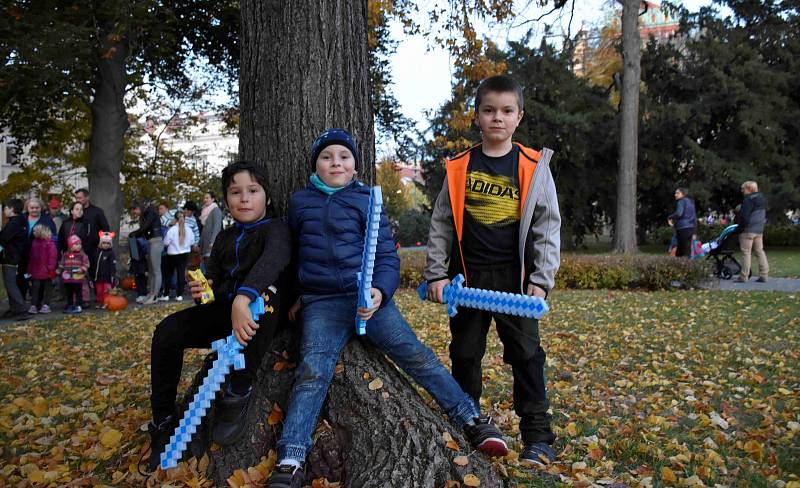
[395,210,431,247]
[650,224,800,247]
[399,250,712,291]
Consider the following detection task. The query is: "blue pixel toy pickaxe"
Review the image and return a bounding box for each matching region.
[160,296,266,470]
[355,186,383,335]
[417,274,549,319]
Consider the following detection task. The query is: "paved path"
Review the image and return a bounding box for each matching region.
[705,277,800,292]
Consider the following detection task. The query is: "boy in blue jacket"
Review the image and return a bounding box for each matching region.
[268,129,506,488]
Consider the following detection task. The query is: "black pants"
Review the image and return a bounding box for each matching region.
[150,294,280,423]
[675,228,695,257]
[162,253,189,297]
[65,283,83,308]
[30,279,52,308]
[449,266,555,445]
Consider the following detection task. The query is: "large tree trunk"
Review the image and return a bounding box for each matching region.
[181,330,502,486]
[196,1,503,485]
[613,0,641,254]
[239,0,376,216]
[89,31,129,241]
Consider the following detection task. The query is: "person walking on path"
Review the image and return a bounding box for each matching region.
[667,187,697,258]
[735,180,769,283]
[198,191,223,270]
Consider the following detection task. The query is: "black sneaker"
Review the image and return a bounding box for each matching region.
[147,415,176,471]
[520,442,556,467]
[212,389,251,446]
[268,463,305,488]
[463,417,509,457]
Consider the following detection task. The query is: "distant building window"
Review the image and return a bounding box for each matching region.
[6,145,17,165]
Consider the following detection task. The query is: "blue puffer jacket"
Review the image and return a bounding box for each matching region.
[668,197,697,231]
[289,180,399,304]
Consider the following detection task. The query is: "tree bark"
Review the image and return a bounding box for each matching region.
[181,329,502,486]
[613,0,641,254]
[239,0,376,216]
[89,31,129,242]
[200,1,504,485]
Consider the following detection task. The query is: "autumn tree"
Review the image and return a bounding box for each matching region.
[0,0,238,236]
[376,159,411,221]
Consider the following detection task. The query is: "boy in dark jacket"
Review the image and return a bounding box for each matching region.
[268,129,505,488]
[129,200,164,304]
[146,161,291,471]
[0,199,28,318]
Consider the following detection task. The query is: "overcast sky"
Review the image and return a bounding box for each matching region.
[386,0,717,142]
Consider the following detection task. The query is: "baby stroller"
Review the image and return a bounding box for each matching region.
[701,224,741,279]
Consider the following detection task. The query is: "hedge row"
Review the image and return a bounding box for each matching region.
[399,250,711,291]
[651,224,800,247]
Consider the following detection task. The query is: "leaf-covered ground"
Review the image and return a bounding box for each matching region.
[0,290,798,487]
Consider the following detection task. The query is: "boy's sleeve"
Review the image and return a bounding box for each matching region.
[236,220,292,302]
[370,206,400,305]
[423,177,456,283]
[668,199,685,222]
[204,232,225,287]
[527,165,561,293]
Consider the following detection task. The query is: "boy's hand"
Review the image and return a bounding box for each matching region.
[288,298,302,322]
[526,283,546,298]
[426,279,450,303]
[357,288,382,321]
[231,295,259,346]
[188,279,213,301]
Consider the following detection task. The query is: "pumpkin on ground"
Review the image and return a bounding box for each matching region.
[104,289,128,311]
[120,276,136,290]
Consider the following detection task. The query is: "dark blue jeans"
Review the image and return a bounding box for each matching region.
[277,293,479,462]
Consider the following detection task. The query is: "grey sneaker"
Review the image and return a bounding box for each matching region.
[520,442,556,467]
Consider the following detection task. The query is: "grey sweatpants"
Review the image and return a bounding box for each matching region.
[147,237,164,297]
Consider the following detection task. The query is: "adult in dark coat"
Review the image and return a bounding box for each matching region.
[58,202,91,255]
[735,180,769,282]
[1,199,28,317]
[74,188,110,273]
[667,187,697,258]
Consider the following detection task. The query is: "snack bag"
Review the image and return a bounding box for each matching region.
[187,269,215,304]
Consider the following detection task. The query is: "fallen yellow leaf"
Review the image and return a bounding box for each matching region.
[661,466,677,485]
[463,474,480,486]
[453,455,469,466]
[100,428,122,448]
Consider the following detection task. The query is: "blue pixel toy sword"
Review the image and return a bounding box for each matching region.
[417,274,549,319]
[355,186,383,335]
[160,296,266,470]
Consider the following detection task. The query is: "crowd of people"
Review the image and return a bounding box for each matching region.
[0,188,225,318]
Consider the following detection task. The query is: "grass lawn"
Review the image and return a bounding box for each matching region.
[1,289,798,486]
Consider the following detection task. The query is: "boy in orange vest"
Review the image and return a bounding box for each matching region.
[423,75,561,467]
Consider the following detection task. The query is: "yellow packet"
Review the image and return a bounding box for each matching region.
[187,269,215,304]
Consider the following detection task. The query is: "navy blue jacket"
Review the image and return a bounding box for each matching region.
[289,180,399,304]
[669,197,697,231]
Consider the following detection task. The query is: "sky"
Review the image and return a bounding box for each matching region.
[385,0,718,142]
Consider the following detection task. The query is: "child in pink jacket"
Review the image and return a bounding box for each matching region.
[59,235,90,314]
[27,224,58,314]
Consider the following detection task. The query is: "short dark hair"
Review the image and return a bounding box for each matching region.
[183,200,199,213]
[5,198,23,215]
[676,187,689,196]
[75,188,89,197]
[221,160,271,204]
[474,75,524,112]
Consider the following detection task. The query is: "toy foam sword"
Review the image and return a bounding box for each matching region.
[355,186,383,335]
[160,296,267,470]
[417,274,549,319]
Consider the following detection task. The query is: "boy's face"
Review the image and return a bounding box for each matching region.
[315,144,355,188]
[71,243,82,252]
[4,207,14,217]
[158,205,168,216]
[475,90,524,146]
[226,171,268,224]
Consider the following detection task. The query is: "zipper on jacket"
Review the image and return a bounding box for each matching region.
[322,193,345,290]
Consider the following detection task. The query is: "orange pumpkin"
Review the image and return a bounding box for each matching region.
[120,276,136,290]
[104,294,128,311]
